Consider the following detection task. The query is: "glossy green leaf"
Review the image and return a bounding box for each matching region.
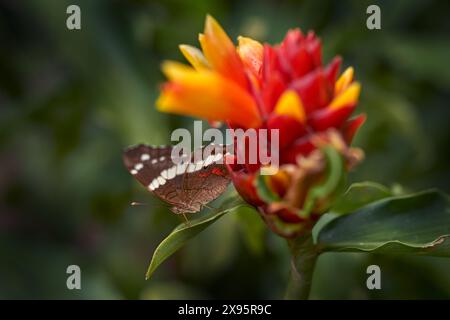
[312,213,339,244]
[331,181,392,214]
[145,203,245,279]
[316,190,450,256]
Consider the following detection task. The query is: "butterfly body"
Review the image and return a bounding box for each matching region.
[123,144,231,214]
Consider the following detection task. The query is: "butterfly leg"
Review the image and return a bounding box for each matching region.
[202,203,218,211]
[131,201,148,206]
[199,203,221,216]
[182,213,191,226]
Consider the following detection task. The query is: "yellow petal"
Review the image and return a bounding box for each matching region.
[237,36,263,76]
[161,61,195,80]
[329,82,361,110]
[157,61,261,128]
[334,67,354,95]
[273,90,306,123]
[179,44,209,71]
[200,15,248,88]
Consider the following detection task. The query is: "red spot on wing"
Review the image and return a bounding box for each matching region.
[197,167,228,178]
[212,167,226,176]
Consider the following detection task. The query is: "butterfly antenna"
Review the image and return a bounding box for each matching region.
[201,203,222,216]
[130,202,171,209]
[225,197,244,208]
[131,202,148,206]
[202,204,218,211]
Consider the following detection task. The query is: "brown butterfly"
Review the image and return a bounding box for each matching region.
[123,144,231,215]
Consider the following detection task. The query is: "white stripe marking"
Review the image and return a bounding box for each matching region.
[187,163,196,173]
[157,177,166,185]
[214,153,223,162]
[134,163,144,171]
[176,163,188,175]
[141,154,150,161]
[167,167,176,179]
[195,161,204,171]
[203,155,214,167]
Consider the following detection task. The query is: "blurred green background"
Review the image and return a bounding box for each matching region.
[1,0,450,299]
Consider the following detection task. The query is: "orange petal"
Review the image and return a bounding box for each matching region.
[334,67,354,95]
[157,61,261,128]
[273,90,306,123]
[328,82,361,110]
[179,44,209,70]
[199,15,248,89]
[237,36,263,76]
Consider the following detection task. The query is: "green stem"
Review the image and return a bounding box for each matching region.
[285,231,319,300]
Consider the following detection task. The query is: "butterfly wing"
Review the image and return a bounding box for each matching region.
[123,144,183,207]
[179,146,231,211]
[123,144,231,214]
[122,144,173,187]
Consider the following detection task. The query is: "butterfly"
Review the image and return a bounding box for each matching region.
[123,144,231,215]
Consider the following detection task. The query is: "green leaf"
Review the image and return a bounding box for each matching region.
[316,190,450,256]
[312,213,339,244]
[145,203,245,279]
[331,181,392,214]
[312,182,391,244]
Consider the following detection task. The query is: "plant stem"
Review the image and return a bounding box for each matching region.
[285,231,318,300]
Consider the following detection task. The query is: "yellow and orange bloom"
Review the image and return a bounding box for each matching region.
[156,15,366,237]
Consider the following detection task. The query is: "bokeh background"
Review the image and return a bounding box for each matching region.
[1,0,450,299]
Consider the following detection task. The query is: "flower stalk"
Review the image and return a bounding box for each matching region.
[285,231,319,300]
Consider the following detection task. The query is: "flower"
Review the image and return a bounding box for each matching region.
[156,15,365,237]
